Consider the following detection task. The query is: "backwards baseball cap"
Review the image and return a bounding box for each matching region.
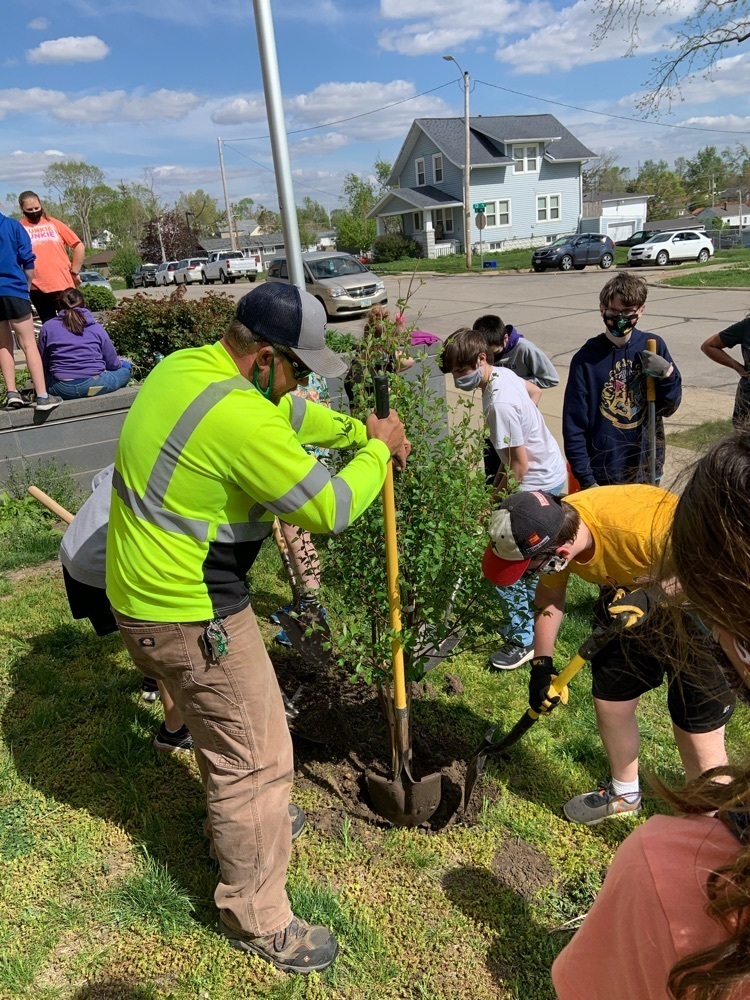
[235,282,347,378]
[482,490,566,587]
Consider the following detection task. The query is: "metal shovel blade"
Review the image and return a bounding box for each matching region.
[464,713,537,809]
[367,759,443,828]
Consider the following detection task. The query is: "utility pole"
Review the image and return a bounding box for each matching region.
[217,137,237,251]
[156,218,166,263]
[443,55,472,269]
[253,0,304,288]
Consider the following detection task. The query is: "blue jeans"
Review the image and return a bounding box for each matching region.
[48,364,131,399]
[496,479,566,649]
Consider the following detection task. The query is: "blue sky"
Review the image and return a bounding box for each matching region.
[2,0,749,215]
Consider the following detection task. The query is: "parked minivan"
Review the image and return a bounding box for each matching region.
[265,252,386,319]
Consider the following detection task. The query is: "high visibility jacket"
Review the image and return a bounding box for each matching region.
[106,340,390,622]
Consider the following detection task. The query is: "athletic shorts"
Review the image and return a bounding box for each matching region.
[590,590,735,734]
[62,567,118,637]
[0,295,32,322]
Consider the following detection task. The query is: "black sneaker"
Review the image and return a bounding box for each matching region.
[141,677,160,702]
[153,723,193,753]
[33,393,62,411]
[5,391,26,409]
[289,803,306,842]
[219,914,338,974]
[488,643,535,671]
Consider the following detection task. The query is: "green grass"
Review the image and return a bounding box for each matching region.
[661,265,750,287]
[1,554,747,998]
[666,417,734,450]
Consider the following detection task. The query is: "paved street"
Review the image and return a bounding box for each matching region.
[123,267,743,431]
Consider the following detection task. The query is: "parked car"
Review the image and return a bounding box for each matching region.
[201,250,258,284]
[614,229,660,248]
[131,263,158,288]
[531,234,615,272]
[154,260,180,286]
[628,230,714,267]
[78,270,112,291]
[174,257,209,285]
[265,252,387,319]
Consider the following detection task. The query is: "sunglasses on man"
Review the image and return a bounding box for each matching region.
[275,346,312,381]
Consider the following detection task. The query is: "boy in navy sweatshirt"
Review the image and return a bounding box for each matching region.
[563,273,681,488]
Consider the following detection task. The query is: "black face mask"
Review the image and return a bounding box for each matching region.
[23,209,43,223]
[493,351,504,364]
[603,312,638,338]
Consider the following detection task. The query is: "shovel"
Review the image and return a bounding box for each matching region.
[464,626,612,809]
[366,374,442,827]
[272,518,331,669]
[646,337,657,486]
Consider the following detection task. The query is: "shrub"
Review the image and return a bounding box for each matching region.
[372,233,422,264]
[81,284,117,311]
[102,288,236,376]
[109,244,142,287]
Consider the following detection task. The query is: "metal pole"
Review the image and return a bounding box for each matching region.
[156,219,166,263]
[217,138,237,251]
[463,71,471,270]
[253,0,304,289]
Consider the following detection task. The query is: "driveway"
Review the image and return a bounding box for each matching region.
[117,268,742,429]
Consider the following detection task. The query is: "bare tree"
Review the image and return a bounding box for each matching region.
[592,0,750,113]
[43,160,106,245]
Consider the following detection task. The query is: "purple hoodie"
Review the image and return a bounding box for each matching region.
[38,308,123,380]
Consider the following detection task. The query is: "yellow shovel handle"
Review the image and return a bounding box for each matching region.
[646,337,657,402]
[527,653,587,721]
[381,459,406,711]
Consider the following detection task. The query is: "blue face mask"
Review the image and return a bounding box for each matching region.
[453,364,483,392]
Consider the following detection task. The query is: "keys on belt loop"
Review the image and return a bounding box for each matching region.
[202,618,230,662]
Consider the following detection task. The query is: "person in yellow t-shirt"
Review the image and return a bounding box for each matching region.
[481,485,734,826]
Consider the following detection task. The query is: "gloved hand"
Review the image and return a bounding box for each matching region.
[641,349,673,380]
[529,656,569,715]
[607,587,655,629]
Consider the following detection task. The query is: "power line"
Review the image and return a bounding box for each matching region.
[227,80,454,143]
[476,78,750,136]
[221,142,343,201]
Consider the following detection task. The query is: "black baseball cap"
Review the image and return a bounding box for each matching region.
[235,282,347,378]
[482,490,566,587]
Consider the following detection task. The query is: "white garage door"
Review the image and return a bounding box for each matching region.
[607,222,634,242]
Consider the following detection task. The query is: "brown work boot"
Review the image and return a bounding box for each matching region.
[219,914,338,974]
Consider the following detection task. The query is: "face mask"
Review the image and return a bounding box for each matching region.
[23,209,43,223]
[525,553,569,578]
[493,351,505,365]
[252,355,275,400]
[453,364,483,392]
[603,312,638,338]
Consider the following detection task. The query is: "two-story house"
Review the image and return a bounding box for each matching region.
[368,115,596,258]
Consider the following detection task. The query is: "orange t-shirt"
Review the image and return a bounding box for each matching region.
[552,814,749,999]
[21,216,81,293]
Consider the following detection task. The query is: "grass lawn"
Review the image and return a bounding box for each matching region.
[666,418,734,450]
[661,265,750,288]
[2,545,748,999]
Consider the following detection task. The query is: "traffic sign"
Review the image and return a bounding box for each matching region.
[473,202,486,212]
[475,212,487,230]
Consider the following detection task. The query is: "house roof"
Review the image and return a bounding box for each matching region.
[583,191,652,203]
[199,231,286,253]
[367,186,464,219]
[389,114,596,180]
[83,250,115,266]
[695,203,750,217]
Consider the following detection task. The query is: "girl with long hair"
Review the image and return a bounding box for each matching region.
[37,287,131,399]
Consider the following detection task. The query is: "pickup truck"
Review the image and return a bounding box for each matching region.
[131,263,158,288]
[201,251,258,285]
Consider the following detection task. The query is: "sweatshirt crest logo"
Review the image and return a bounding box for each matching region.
[599,357,644,430]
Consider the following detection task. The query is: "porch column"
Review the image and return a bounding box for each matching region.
[424,211,436,259]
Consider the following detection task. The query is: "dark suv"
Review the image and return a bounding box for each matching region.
[614,229,659,248]
[531,233,615,272]
[131,263,158,288]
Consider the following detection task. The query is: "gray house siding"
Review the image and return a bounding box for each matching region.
[396,131,462,194]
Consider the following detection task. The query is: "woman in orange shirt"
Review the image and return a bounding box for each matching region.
[18,191,85,323]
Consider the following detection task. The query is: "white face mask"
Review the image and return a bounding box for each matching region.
[453,363,483,392]
[525,553,569,577]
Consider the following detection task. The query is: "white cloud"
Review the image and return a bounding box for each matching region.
[0,86,202,123]
[290,132,350,155]
[27,35,110,64]
[27,17,49,30]
[211,96,267,126]
[0,148,66,184]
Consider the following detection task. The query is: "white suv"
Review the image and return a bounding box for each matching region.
[174,257,209,285]
[628,230,714,267]
[155,260,180,285]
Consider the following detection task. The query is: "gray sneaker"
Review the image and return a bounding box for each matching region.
[219,914,338,974]
[488,643,535,671]
[563,780,642,826]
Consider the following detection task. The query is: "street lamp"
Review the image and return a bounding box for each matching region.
[443,54,471,269]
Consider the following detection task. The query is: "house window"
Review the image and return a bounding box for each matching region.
[433,208,454,239]
[413,212,422,231]
[513,144,539,173]
[536,194,560,222]
[433,153,443,183]
[415,158,425,186]
[485,200,510,227]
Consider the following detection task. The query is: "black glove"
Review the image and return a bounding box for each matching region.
[529,656,569,715]
[607,587,655,629]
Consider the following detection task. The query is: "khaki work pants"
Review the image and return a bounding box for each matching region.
[115,605,294,936]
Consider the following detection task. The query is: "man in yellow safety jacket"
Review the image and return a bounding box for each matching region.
[107,281,408,974]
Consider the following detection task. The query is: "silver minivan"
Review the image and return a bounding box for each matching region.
[265,252,386,319]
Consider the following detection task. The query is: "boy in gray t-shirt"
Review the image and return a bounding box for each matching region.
[473,314,559,388]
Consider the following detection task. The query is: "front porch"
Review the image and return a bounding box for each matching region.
[368,186,465,260]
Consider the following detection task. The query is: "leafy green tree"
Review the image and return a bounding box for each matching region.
[636,159,686,219]
[43,160,107,246]
[684,146,728,202]
[374,158,393,194]
[298,196,330,230]
[108,243,142,286]
[335,213,376,255]
[95,181,161,248]
[583,152,630,194]
[255,205,282,234]
[176,190,225,239]
[234,197,255,221]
